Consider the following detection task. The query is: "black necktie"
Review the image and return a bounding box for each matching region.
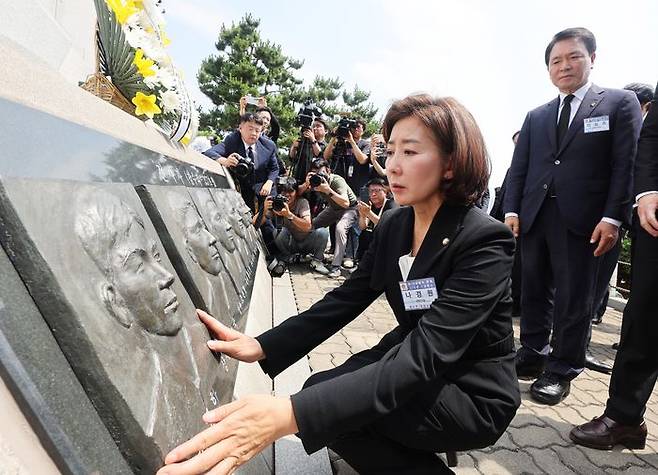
[557,94,574,145]
[247,146,254,163]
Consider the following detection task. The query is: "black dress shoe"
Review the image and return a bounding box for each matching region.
[585,352,613,374]
[570,415,647,450]
[515,351,546,379]
[530,372,570,405]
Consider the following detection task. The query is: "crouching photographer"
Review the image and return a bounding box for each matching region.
[356,177,397,261]
[203,113,279,213]
[300,159,358,278]
[264,178,331,275]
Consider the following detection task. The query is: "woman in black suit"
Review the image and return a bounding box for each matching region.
[158,95,520,474]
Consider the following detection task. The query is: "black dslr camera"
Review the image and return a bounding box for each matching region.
[309,172,330,188]
[336,117,357,139]
[272,194,288,212]
[232,154,254,178]
[295,100,323,130]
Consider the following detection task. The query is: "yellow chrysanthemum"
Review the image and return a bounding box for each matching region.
[132,92,162,119]
[105,0,138,24]
[180,134,191,145]
[133,49,156,78]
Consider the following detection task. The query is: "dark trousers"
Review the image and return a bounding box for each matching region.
[593,238,622,318]
[304,354,453,474]
[605,217,658,425]
[520,198,598,379]
[511,236,523,315]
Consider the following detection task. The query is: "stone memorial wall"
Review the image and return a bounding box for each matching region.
[0,99,273,474]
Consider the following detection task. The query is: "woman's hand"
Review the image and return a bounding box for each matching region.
[198,310,265,363]
[157,395,298,475]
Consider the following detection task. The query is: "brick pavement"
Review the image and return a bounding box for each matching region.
[286,264,658,474]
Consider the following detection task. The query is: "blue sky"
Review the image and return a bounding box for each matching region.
[165,0,658,187]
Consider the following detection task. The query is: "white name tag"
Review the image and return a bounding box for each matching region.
[584,116,609,133]
[399,277,438,311]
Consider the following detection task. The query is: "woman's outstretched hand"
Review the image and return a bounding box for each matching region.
[197,309,265,363]
[157,395,299,475]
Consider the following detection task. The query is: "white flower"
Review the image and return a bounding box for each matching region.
[159,90,181,113]
[123,27,148,49]
[160,71,178,90]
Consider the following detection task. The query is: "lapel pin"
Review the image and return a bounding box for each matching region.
[442,238,450,246]
[590,101,597,107]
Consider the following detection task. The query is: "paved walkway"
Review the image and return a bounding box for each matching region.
[286,264,658,474]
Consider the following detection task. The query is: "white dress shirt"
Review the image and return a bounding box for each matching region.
[243,140,257,166]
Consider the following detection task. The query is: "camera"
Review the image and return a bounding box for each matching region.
[296,100,323,129]
[309,172,329,188]
[375,141,387,159]
[336,117,357,139]
[272,194,288,212]
[232,154,254,178]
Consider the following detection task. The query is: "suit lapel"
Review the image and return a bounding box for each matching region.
[558,84,605,155]
[407,203,467,282]
[546,97,559,153]
[369,207,413,289]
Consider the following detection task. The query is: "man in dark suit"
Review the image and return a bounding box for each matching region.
[504,27,642,405]
[203,113,279,212]
[570,84,658,450]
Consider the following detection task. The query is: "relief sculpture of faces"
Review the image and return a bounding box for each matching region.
[201,198,237,254]
[75,189,183,336]
[167,193,222,276]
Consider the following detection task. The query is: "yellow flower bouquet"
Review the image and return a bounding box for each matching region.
[85,0,197,144]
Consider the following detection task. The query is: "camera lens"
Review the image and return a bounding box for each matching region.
[309,174,322,187]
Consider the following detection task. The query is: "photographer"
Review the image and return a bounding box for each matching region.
[300,159,358,278]
[356,177,397,261]
[289,118,327,162]
[290,103,325,183]
[323,118,371,194]
[369,133,388,179]
[203,113,279,213]
[259,178,331,275]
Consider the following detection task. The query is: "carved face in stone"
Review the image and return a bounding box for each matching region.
[110,224,182,335]
[203,199,237,253]
[227,212,246,239]
[168,193,222,275]
[180,205,222,275]
[75,191,183,336]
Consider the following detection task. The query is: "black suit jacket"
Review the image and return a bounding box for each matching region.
[504,84,643,235]
[257,204,520,453]
[203,132,279,192]
[634,85,658,196]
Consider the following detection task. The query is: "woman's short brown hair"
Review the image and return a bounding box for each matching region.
[381,94,490,205]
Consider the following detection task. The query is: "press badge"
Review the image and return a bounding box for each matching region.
[348,164,354,177]
[399,277,438,311]
[584,116,609,133]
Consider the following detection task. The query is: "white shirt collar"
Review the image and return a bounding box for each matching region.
[559,81,591,104]
[243,140,256,155]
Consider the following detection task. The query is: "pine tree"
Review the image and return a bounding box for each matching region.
[198,14,380,146]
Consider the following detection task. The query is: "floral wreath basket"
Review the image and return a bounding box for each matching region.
[81,0,198,144]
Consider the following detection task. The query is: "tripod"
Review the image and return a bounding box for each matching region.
[291,131,315,183]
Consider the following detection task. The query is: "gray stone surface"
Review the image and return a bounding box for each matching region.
[0,178,231,474]
[287,264,658,474]
[188,187,259,323]
[0,244,131,474]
